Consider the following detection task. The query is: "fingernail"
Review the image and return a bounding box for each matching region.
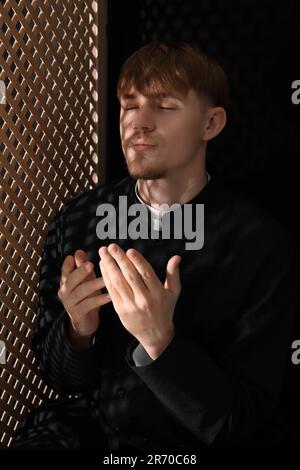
[99,247,107,257]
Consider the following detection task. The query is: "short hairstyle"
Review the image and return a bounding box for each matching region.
[117,40,229,110]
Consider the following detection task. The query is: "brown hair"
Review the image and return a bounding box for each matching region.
[117,40,229,110]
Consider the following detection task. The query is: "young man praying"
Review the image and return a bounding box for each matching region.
[11,40,298,452]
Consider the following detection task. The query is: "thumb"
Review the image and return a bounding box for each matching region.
[164,255,181,294]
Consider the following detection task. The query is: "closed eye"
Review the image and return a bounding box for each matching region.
[123,107,176,111]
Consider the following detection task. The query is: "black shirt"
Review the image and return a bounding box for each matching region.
[32,174,298,450]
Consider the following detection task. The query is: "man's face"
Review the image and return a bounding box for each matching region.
[119,86,209,180]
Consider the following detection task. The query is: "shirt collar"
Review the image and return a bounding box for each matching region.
[134,171,211,213]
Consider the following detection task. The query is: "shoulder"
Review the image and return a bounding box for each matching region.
[213,177,296,259]
[56,175,135,219]
[66,175,134,208]
[46,175,135,232]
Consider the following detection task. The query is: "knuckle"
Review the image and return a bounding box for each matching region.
[143,270,151,279]
[63,279,71,291]
[140,299,152,311]
[128,271,136,283]
[82,262,92,272]
[68,307,78,319]
[58,285,65,299]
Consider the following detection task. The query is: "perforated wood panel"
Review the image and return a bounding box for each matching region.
[0,0,105,448]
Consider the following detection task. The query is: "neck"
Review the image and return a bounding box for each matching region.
[137,160,208,207]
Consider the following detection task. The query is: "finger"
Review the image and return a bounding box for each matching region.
[74,249,90,267]
[74,249,96,281]
[72,292,112,316]
[60,255,75,286]
[126,248,162,291]
[100,260,123,305]
[59,262,94,299]
[99,246,133,300]
[107,244,148,296]
[164,255,181,294]
[68,277,106,307]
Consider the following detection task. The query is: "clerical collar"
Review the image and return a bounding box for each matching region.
[134,171,211,231]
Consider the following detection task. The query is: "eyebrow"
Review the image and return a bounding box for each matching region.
[121,92,182,101]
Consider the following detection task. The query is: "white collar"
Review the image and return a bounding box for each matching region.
[134,171,211,231]
[134,171,211,212]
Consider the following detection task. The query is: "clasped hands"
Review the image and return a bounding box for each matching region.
[58,243,182,359]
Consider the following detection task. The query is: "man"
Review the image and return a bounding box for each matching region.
[11,40,298,451]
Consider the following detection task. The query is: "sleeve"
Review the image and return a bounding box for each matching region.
[31,208,102,396]
[125,231,299,448]
[132,343,155,367]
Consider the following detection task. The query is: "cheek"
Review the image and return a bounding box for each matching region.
[120,116,133,140]
[160,115,185,140]
[167,123,202,160]
[166,122,195,148]
[119,125,125,143]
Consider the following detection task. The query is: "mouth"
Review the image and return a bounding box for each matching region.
[132,144,157,148]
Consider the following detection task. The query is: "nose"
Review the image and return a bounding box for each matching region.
[131,108,155,131]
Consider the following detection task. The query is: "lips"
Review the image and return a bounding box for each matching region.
[132,142,156,147]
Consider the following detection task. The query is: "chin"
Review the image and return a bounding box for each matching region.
[125,160,166,180]
[127,166,166,180]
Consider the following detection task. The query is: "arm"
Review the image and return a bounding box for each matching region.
[125,235,298,448]
[31,209,102,396]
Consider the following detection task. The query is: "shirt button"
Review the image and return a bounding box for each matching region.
[117,388,125,398]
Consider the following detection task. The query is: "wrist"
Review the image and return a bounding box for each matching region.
[142,328,175,360]
[68,323,96,351]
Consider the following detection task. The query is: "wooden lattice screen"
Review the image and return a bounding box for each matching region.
[0,0,106,448]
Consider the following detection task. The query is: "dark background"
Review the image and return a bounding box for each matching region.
[106,0,300,231]
[105,0,300,437]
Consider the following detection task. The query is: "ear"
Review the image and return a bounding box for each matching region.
[202,106,227,142]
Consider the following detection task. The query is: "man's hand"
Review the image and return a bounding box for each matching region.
[99,244,181,359]
[58,249,112,346]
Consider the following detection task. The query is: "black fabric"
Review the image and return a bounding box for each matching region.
[11,397,108,450]
[11,174,299,450]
